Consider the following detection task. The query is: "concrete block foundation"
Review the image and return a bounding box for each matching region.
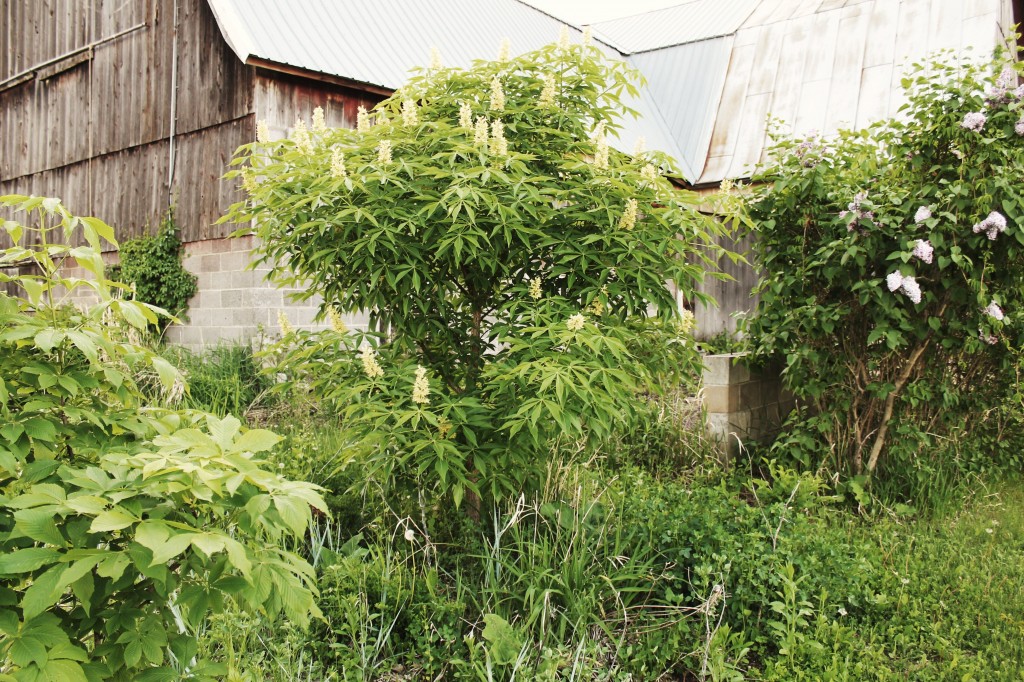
[57,235,370,348]
[701,353,796,462]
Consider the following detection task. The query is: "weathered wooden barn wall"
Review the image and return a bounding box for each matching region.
[0,0,252,245]
[255,71,384,139]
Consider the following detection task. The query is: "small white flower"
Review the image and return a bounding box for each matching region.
[256,119,270,143]
[291,118,312,153]
[404,528,416,542]
[312,106,326,131]
[377,140,392,164]
[328,307,347,333]
[619,198,638,231]
[412,365,430,404]
[539,74,556,107]
[582,26,593,46]
[429,46,443,70]
[357,106,371,133]
[401,99,419,127]
[900,276,922,304]
[459,101,473,129]
[528,277,542,300]
[278,311,294,336]
[914,206,932,224]
[986,528,994,534]
[474,116,489,147]
[886,272,904,292]
[912,239,933,264]
[557,26,570,50]
[490,76,505,111]
[360,344,384,379]
[633,136,646,156]
[330,148,347,179]
[566,313,587,332]
[901,577,910,585]
[489,119,508,157]
[837,607,847,617]
[985,301,1005,321]
[497,37,511,61]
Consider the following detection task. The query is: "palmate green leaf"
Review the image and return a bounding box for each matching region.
[0,548,62,575]
[228,426,281,454]
[89,507,137,533]
[21,565,66,620]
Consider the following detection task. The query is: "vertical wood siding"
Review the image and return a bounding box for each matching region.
[0,0,253,244]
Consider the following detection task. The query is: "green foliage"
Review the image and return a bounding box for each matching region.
[0,196,325,680]
[227,37,732,508]
[744,52,1024,478]
[161,343,271,416]
[111,211,197,333]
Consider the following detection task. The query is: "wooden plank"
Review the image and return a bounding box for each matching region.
[963,0,996,20]
[742,0,793,29]
[892,0,929,74]
[817,0,847,12]
[960,12,1000,57]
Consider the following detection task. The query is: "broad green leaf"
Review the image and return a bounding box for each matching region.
[89,508,137,533]
[150,355,178,393]
[0,548,62,575]
[22,565,66,620]
[149,533,195,566]
[133,521,171,552]
[230,428,282,454]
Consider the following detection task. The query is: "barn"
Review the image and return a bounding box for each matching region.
[1,0,1019,344]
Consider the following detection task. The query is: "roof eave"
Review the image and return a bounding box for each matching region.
[247,57,395,96]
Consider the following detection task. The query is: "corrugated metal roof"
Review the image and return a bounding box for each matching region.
[207,0,1008,186]
[695,0,1005,184]
[626,37,734,186]
[590,0,758,54]
[208,0,576,91]
[206,0,700,179]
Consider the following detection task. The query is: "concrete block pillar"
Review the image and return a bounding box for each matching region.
[701,352,796,462]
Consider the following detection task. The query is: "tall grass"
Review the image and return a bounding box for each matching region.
[161,343,271,416]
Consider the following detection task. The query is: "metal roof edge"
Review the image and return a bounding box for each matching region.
[247,58,395,95]
[205,0,257,64]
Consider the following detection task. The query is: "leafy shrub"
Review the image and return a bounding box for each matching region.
[226,37,735,509]
[0,196,325,680]
[744,53,1024,479]
[110,210,197,333]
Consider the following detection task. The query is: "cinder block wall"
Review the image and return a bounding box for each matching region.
[701,353,795,462]
[58,235,370,347]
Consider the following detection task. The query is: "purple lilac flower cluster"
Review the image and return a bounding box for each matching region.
[840,192,874,231]
[984,67,1024,105]
[972,211,1007,240]
[793,132,828,168]
[961,111,987,132]
[985,301,1005,321]
[912,239,934,264]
